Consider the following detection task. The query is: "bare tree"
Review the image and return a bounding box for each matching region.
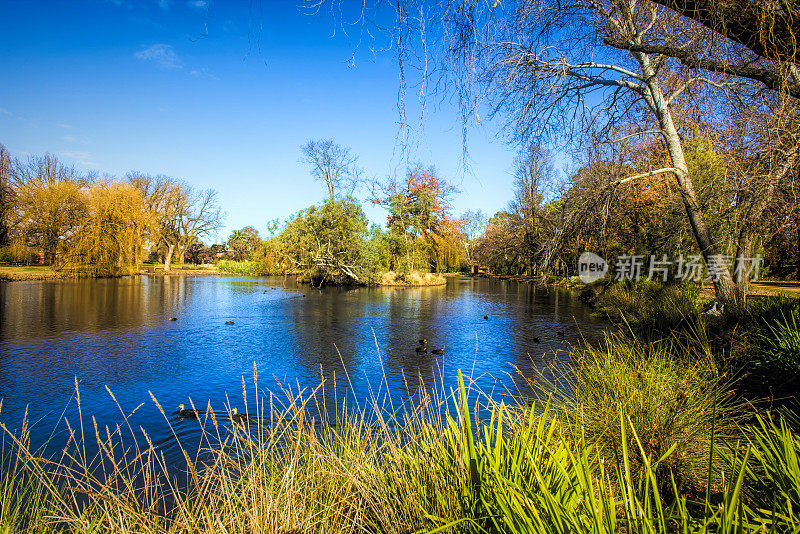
[0,144,12,248]
[460,208,488,272]
[300,139,362,202]
[129,173,224,271]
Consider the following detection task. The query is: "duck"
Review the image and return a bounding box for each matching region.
[703,301,723,317]
[418,338,427,345]
[225,320,235,325]
[177,404,198,419]
[533,336,541,343]
[168,317,178,321]
[230,407,251,423]
[483,315,488,320]
[414,346,428,353]
[431,348,445,355]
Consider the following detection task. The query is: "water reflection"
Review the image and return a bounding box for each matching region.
[0,275,605,467]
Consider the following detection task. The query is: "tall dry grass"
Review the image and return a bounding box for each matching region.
[0,361,797,533]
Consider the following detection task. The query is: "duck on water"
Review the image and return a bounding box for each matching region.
[177,403,199,419]
[230,407,252,423]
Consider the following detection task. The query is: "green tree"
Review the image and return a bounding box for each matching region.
[280,197,371,285]
[227,226,261,261]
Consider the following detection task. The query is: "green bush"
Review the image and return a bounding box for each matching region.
[216,259,266,276]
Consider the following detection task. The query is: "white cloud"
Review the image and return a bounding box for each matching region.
[0,108,12,116]
[60,151,98,168]
[62,135,89,144]
[188,0,207,10]
[134,44,183,69]
[189,68,218,80]
[158,0,171,8]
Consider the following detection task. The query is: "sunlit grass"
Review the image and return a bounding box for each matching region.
[0,359,797,533]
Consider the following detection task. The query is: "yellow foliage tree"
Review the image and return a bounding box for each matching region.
[65,182,154,276]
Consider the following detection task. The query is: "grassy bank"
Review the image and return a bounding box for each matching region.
[215,259,266,276]
[588,281,800,405]
[378,270,447,287]
[0,264,225,281]
[0,266,62,281]
[1,329,799,532]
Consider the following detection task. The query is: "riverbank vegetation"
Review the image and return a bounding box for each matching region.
[0,149,224,277]
[0,141,471,285]
[0,321,799,533]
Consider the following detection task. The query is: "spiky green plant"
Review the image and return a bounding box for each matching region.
[0,369,797,533]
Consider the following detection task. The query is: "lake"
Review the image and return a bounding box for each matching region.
[0,275,605,470]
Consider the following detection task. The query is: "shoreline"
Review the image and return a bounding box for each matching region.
[0,265,230,282]
[4,266,796,297]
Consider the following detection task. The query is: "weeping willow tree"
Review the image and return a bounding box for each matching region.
[65,182,155,276]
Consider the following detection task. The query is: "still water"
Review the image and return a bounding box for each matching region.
[0,275,605,468]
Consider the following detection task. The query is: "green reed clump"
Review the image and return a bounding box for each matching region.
[530,332,737,495]
[725,411,800,529]
[593,280,700,334]
[0,369,798,533]
[0,432,55,533]
[708,296,800,399]
[759,306,800,375]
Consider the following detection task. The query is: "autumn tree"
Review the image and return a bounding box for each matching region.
[10,154,89,266]
[507,146,559,276]
[128,173,224,271]
[460,208,488,272]
[473,211,526,275]
[65,182,154,276]
[373,168,461,272]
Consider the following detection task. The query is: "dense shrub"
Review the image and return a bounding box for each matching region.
[216,259,266,276]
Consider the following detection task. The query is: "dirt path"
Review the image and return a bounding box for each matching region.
[700,280,800,299]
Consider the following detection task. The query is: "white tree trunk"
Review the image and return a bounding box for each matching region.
[637,53,737,305]
[164,243,175,273]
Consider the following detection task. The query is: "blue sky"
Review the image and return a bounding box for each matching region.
[0,0,522,242]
